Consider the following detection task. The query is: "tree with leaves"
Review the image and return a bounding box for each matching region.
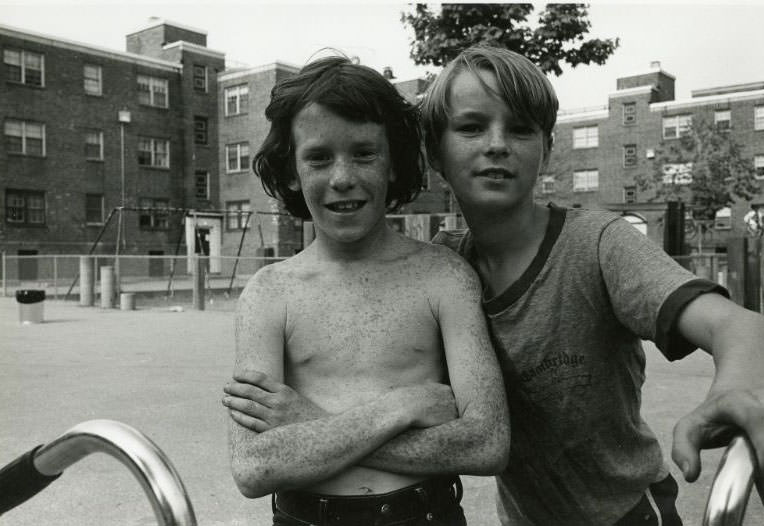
[635,118,760,250]
[401,3,619,76]
[636,119,759,220]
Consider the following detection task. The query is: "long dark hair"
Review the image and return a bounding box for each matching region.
[253,56,425,219]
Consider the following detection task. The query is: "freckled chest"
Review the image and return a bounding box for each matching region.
[283,264,444,408]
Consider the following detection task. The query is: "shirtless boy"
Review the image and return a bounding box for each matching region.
[226,56,509,526]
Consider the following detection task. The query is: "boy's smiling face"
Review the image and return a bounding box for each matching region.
[434,69,549,214]
[291,103,394,245]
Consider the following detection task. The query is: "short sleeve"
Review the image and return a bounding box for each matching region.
[655,280,729,360]
[598,218,705,354]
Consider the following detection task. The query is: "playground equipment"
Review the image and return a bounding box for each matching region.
[0,420,196,525]
[0,419,758,525]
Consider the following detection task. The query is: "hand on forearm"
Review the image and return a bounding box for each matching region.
[223,370,328,432]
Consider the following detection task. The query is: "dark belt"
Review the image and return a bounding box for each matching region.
[273,476,463,525]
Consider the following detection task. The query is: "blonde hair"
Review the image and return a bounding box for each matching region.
[420,45,558,162]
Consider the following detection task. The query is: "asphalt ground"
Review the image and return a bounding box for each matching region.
[1,296,762,525]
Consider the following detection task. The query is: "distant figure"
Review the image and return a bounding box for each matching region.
[744,205,763,237]
[224,56,509,526]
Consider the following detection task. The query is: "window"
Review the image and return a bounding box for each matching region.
[226,200,251,230]
[755,155,764,180]
[756,106,764,131]
[714,110,731,131]
[85,193,104,224]
[83,64,102,95]
[193,64,207,92]
[138,198,170,229]
[662,163,693,185]
[5,189,45,225]
[623,186,637,203]
[714,207,732,230]
[622,102,636,125]
[573,170,598,192]
[662,115,692,139]
[540,176,555,194]
[137,137,170,168]
[195,171,209,200]
[225,84,249,116]
[84,130,103,160]
[137,75,168,108]
[4,49,44,86]
[226,142,250,172]
[4,120,45,156]
[573,126,598,149]
[623,144,637,168]
[194,116,208,145]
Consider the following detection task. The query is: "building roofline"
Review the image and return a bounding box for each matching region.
[219,61,301,81]
[126,18,208,37]
[650,89,764,113]
[609,85,656,98]
[692,81,764,98]
[619,66,676,81]
[162,41,225,59]
[0,23,181,72]
[556,107,609,124]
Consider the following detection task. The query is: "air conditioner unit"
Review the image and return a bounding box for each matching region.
[646,148,655,159]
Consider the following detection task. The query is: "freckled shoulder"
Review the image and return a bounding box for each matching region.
[419,242,481,289]
[395,241,483,311]
[237,259,299,311]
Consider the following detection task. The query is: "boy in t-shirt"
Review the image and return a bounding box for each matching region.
[418,45,764,525]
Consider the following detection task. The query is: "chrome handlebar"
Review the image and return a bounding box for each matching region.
[1,420,758,525]
[703,435,757,526]
[32,419,196,526]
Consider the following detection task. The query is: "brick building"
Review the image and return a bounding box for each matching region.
[1,19,224,278]
[6,18,759,271]
[544,62,764,252]
[217,62,302,259]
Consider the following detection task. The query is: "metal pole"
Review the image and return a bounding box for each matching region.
[116,120,126,296]
[64,207,117,301]
[115,207,122,296]
[227,211,252,296]
[2,251,6,298]
[166,213,187,299]
[192,255,204,311]
[53,256,58,300]
[120,122,126,221]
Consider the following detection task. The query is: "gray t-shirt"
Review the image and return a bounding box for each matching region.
[432,204,726,526]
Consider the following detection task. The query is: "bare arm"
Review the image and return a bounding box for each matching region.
[226,253,510,477]
[358,254,510,475]
[229,268,455,498]
[670,293,764,494]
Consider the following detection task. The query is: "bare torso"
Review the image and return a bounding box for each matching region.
[274,236,448,494]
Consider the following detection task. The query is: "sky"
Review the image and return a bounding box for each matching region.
[1,1,764,111]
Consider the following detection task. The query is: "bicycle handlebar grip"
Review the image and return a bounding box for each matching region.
[0,445,62,515]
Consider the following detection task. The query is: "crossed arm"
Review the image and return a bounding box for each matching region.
[228,261,510,498]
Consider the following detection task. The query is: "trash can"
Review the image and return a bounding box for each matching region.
[16,289,45,324]
[120,292,135,311]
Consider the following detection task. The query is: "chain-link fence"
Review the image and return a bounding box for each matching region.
[1,253,284,308]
